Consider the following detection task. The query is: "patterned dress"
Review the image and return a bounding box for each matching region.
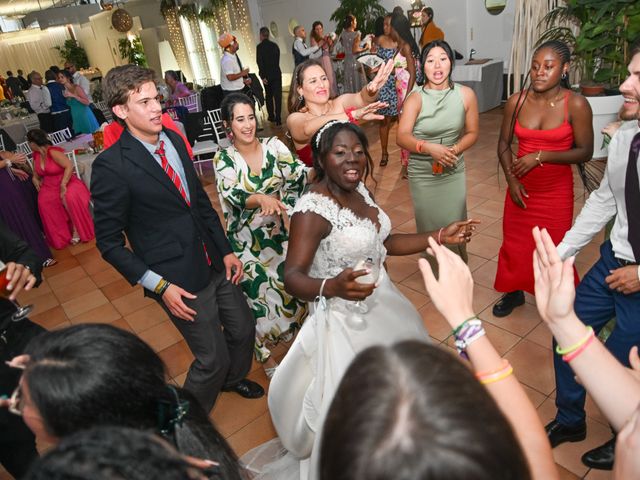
[213,137,309,362]
[377,46,398,117]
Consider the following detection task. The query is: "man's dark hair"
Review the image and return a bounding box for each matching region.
[260,27,269,37]
[102,65,156,125]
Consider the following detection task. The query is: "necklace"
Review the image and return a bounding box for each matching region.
[307,102,332,117]
[547,89,563,108]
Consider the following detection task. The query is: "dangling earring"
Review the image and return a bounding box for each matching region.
[298,94,304,102]
[561,72,567,80]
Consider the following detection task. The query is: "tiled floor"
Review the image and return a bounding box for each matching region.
[1,107,612,479]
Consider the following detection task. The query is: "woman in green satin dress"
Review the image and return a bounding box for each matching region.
[397,40,479,269]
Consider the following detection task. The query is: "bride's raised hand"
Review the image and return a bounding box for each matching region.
[366,59,395,95]
[330,268,375,301]
[440,219,480,244]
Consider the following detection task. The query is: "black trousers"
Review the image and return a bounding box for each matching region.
[158,269,255,413]
[264,78,282,122]
[37,113,54,133]
[51,110,74,137]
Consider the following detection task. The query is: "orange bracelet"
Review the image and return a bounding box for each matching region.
[416,140,426,154]
[476,359,513,384]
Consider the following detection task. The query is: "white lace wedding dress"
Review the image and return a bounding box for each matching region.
[242,183,429,479]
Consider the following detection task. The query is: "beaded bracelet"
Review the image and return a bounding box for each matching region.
[555,326,594,355]
[562,330,596,363]
[476,359,513,384]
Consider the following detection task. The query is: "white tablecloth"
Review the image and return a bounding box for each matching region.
[451,59,504,113]
[60,134,97,188]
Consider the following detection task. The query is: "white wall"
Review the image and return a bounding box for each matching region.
[467,0,514,67]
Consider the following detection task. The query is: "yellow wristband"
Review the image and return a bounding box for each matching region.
[480,366,514,385]
[555,326,594,355]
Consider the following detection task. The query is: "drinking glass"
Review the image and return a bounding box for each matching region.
[0,260,34,321]
[344,257,379,331]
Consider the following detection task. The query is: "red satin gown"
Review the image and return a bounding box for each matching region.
[495,93,579,294]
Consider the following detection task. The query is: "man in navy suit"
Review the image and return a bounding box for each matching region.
[91,65,262,412]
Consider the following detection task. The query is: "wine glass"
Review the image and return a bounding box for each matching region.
[344,257,380,331]
[0,260,34,321]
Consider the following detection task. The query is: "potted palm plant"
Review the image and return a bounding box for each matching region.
[540,0,640,156]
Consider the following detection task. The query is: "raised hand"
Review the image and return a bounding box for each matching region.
[419,237,474,329]
[355,101,388,122]
[366,59,394,95]
[532,226,576,324]
[440,219,480,244]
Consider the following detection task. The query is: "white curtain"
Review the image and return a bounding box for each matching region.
[0,27,70,76]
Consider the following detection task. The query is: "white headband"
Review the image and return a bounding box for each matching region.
[314,120,350,148]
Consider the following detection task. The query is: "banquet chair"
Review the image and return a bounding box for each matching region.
[207,109,231,149]
[22,115,40,132]
[65,151,81,179]
[15,141,34,169]
[95,101,112,122]
[177,93,201,113]
[49,127,72,145]
[0,134,4,151]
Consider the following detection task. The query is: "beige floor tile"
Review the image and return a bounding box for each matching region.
[31,305,69,330]
[520,384,548,408]
[41,257,81,278]
[52,277,99,304]
[61,289,109,318]
[225,412,277,457]
[556,464,581,479]
[470,199,505,219]
[138,320,183,352]
[25,291,60,316]
[583,468,613,479]
[472,259,498,289]
[471,283,503,314]
[418,303,451,342]
[479,301,542,337]
[211,369,270,438]
[467,253,489,272]
[552,417,613,478]
[525,322,554,350]
[466,233,503,260]
[101,278,139,301]
[385,255,420,284]
[46,265,87,289]
[111,290,156,316]
[124,302,169,333]
[69,303,121,325]
[506,339,556,395]
[481,218,504,240]
[91,267,124,288]
[18,279,53,303]
[110,317,135,333]
[158,340,194,379]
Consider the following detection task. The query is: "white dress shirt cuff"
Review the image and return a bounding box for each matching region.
[139,270,163,292]
[556,242,578,261]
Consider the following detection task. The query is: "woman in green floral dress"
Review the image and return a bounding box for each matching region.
[213,93,308,376]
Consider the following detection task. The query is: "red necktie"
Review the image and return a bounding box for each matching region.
[155,140,211,266]
[155,140,190,206]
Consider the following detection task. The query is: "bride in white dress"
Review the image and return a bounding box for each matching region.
[244,121,477,479]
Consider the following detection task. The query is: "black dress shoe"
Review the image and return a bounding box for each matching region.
[492,290,525,317]
[221,379,265,399]
[545,419,587,448]
[581,437,615,470]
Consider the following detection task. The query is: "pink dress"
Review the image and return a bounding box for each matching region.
[394,52,411,167]
[34,146,95,249]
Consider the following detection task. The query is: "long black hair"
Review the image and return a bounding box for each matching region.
[320,341,531,480]
[22,324,244,480]
[310,121,374,183]
[390,12,419,58]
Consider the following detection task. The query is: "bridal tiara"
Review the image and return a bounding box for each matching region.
[314,120,351,148]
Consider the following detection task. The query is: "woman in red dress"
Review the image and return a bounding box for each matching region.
[28,129,95,249]
[493,40,593,317]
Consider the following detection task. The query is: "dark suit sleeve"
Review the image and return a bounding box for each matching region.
[257,44,266,80]
[194,174,233,258]
[0,223,43,286]
[90,151,150,285]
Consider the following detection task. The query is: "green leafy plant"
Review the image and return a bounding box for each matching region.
[53,39,90,69]
[330,0,387,35]
[118,36,148,67]
[177,3,199,21]
[539,0,640,87]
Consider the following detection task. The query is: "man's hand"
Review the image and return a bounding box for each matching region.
[2,262,37,301]
[605,266,640,295]
[162,284,197,321]
[223,253,243,285]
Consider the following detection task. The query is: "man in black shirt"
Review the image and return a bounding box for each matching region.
[256,27,283,125]
[5,71,24,99]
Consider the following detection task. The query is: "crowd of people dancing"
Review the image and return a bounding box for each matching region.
[1,6,640,480]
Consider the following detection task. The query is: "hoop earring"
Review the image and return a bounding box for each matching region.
[298,94,304,101]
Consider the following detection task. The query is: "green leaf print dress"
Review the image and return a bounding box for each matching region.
[213,137,309,362]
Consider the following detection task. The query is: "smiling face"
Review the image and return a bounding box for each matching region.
[313,23,324,38]
[423,46,452,87]
[530,47,567,93]
[322,129,367,191]
[298,64,330,104]
[619,52,640,122]
[112,80,162,144]
[227,102,257,146]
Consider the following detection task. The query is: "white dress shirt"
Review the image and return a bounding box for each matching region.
[220,52,245,91]
[293,37,320,58]
[27,84,52,114]
[72,71,93,103]
[557,120,640,266]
